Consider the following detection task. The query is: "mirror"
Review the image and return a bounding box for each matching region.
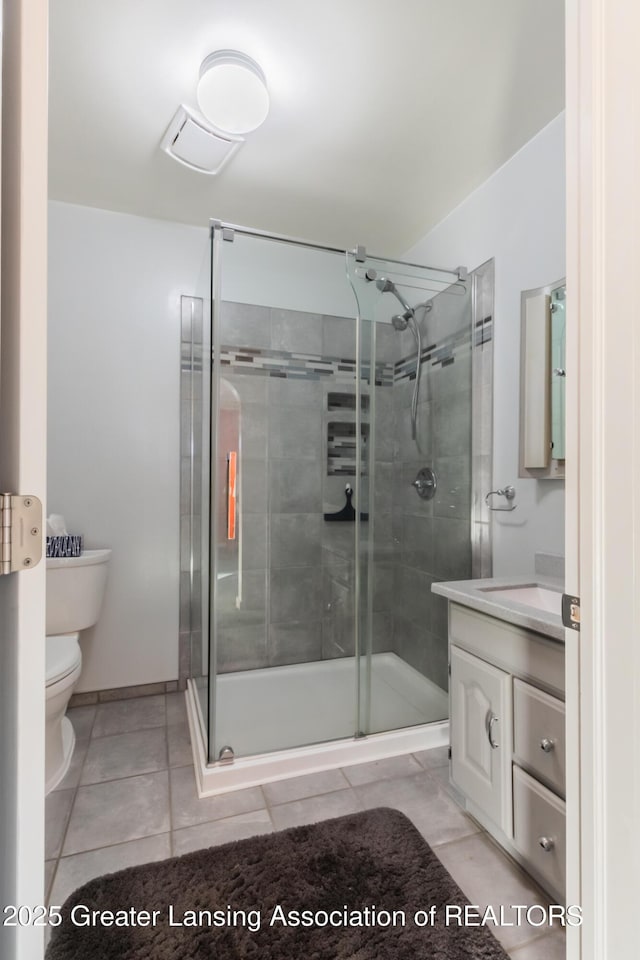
[519,279,566,479]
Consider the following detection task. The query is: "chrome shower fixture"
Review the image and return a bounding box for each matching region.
[374,276,415,320]
[391,311,413,331]
[366,267,434,445]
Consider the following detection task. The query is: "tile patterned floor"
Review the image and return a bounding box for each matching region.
[46,694,566,958]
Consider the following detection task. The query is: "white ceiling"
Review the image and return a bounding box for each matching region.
[48,0,565,255]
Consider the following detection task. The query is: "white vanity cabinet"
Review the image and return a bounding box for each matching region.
[450,646,512,834]
[448,602,566,901]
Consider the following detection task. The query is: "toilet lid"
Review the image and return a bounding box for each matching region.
[46,634,81,685]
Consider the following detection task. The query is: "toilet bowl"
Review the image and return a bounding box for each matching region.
[45,548,111,794]
[45,634,82,793]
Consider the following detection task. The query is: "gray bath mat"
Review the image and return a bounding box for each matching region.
[46,807,509,958]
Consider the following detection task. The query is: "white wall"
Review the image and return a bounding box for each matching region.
[48,202,210,690]
[405,113,566,576]
[47,203,360,692]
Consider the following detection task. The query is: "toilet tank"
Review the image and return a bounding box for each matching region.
[46,549,111,635]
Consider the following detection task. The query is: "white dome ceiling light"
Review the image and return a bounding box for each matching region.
[197,50,269,136]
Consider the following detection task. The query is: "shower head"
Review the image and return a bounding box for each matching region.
[375,276,414,319]
[392,311,413,331]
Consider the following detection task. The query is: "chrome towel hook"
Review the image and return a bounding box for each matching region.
[485,485,517,512]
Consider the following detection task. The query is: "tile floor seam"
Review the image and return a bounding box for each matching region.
[171,806,273,839]
[258,785,282,832]
[52,783,80,867]
[71,765,171,792]
[166,719,175,857]
[418,833,474,858]
[507,928,566,954]
[90,721,167,740]
[61,722,93,831]
[86,708,97,740]
[55,828,173,864]
[46,860,60,909]
[264,769,352,807]
[47,728,92,902]
[410,749,449,771]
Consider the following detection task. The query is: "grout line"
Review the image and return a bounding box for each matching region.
[166,718,175,857]
[72,760,171,791]
[507,926,566,956]
[51,756,83,872]
[89,719,168,740]
[55,828,173,864]
[45,860,57,909]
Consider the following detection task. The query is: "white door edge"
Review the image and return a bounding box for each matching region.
[566,1,640,957]
[0,3,48,959]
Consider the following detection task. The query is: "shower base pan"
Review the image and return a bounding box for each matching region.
[186,653,448,798]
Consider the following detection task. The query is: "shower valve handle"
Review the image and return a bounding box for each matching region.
[412,477,433,492]
[411,468,437,501]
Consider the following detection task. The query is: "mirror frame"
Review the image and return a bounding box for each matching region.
[518,278,566,480]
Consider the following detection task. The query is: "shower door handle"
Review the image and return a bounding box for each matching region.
[227,452,237,540]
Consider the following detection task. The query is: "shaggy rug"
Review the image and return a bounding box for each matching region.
[46,807,509,959]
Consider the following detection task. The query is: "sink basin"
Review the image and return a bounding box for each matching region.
[478,584,562,615]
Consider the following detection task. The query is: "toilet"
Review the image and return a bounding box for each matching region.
[45,548,111,793]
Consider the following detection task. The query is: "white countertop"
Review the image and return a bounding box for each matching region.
[431,575,565,642]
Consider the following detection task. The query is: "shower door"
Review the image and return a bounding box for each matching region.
[347,252,475,736]
[196,223,484,764]
[206,224,369,762]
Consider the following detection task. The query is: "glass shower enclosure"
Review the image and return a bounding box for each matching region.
[182,221,491,772]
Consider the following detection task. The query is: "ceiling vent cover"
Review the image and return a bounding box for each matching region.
[161,106,243,174]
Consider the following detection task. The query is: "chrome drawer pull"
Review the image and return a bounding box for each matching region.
[540,738,555,753]
[487,714,499,749]
[538,836,555,852]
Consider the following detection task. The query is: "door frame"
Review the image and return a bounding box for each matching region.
[0,1,49,959]
[565,0,640,957]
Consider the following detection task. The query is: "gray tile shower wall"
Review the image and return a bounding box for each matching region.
[211,302,368,674]
[181,290,489,696]
[391,285,474,692]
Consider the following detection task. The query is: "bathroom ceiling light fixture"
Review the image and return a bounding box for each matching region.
[197,50,269,135]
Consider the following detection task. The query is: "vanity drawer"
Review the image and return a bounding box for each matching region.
[513,765,566,898]
[513,679,565,796]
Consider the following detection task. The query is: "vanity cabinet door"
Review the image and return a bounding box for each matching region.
[450,645,512,834]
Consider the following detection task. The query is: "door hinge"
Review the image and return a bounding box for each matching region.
[562,593,580,631]
[1,494,43,575]
[448,746,452,760]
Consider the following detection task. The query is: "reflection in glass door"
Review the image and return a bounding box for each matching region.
[207,224,366,762]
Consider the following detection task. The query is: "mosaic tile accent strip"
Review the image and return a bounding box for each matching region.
[475,314,493,347]
[218,344,394,387]
[182,329,487,388]
[394,323,479,384]
[327,421,370,476]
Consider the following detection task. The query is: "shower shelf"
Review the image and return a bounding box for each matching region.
[327,391,370,413]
